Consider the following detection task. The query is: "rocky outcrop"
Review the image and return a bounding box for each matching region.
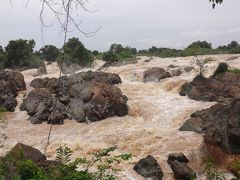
[180,98,240,154]
[167,153,196,180]
[0,70,26,111]
[26,71,128,124]
[183,66,195,72]
[143,67,171,82]
[180,64,240,103]
[133,155,163,179]
[25,88,67,124]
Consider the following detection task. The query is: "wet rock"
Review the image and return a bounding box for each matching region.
[169,160,196,180]
[172,69,182,76]
[61,62,83,74]
[3,143,63,174]
[179,117,203,133]
[34,65,47,77]
[184,66,194,72]
[4,143,46,165]
[143,67,171,82]
[133,155,163,179]
[167,153,189,164]
[25,88,67,124]
[181,98,240,154]
[0,70,26,111]
[179,64,240,103]
[27,71,128,124]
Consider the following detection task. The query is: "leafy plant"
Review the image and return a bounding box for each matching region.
[201,155,225,180]
[56,145,73,164]
[228,68,240,74]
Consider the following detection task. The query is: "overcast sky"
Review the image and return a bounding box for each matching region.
[0,0,240,51]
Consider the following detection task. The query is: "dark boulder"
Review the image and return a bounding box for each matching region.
[181,98,240,154]
[169,160,196,180]
[167,153,196,180]
[0,70,26,111]
[25,88,67,124]
[143,67,171,82]
[167,153,189,164]
[133,155,163,179]
[4,143,46,165]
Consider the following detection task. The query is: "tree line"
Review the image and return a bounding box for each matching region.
[0,39,239,69]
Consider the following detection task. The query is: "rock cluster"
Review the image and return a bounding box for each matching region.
[0,70,26,111]
[23,71,128,124]
[167,153,196,180]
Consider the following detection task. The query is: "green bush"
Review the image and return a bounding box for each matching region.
[228,68,240,74]
[0,145,132,180]
[0,107,7,113]
[102,52,119,62]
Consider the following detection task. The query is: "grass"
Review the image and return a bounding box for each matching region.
[0,107,7,113]
[228,68,240,74]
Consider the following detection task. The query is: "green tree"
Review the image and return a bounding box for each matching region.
[63,38,93,66]
[187,41,212,49]
[40,45,60,62]
[4,39,42,68]
[109,44,124,54]
[102,52,119,62]
[227,41,239,49]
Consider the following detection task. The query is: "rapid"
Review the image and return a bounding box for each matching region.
[3,54,240,179]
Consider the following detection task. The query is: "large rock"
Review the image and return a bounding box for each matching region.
[169,160,196,180]
[133,155,163,179]
[180,98,240,154]
[25,88,67,124]
[143,67,171,82]
[26,71,128,124]
[180,64,240,103]
[2,143,62,175]
[0,70,26,111]
[167,153,196,180]
[34,65,47,77]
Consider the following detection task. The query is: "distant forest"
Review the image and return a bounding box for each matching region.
[0,39,239,69]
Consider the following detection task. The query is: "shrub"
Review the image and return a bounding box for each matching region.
[201,155,225,180]
[228,68,240,74]
[212,63,228,77]
[102,52,119,62]
[0,107,7,113]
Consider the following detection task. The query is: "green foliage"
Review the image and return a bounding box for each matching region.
[105,44,137,62]
[0,107,7,113]
[0,145,132,180]
[187,41,212,49]
[212,63,228,77]
[102,52,119,62]
[62,38,93,66]
[201,155,225,180]
[228,68,240,74]
[40,45,60,62]
[17,160,44,180]
[56,145,73,164]
[4,39,43,69]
